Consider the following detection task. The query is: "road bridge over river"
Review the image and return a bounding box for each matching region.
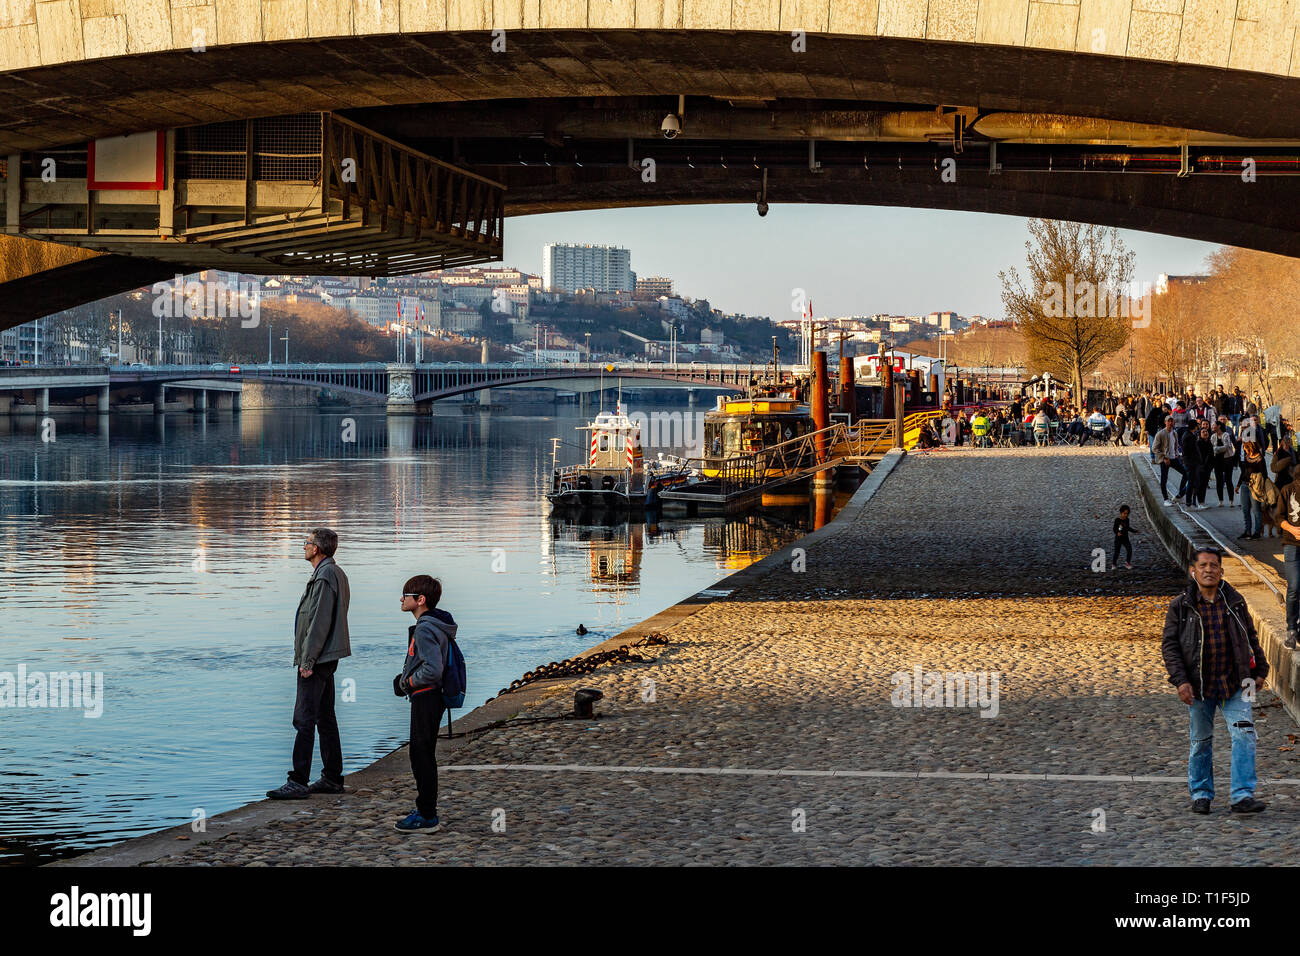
[0,360,762,414]
[7,0,1300,324]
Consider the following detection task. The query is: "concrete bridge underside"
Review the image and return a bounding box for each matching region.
[4,20,1300,320]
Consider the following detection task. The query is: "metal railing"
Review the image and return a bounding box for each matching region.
[323,114,504,251]
[703,419,897,498]
[552,465,637,497]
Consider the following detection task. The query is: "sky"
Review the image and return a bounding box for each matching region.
[503,204,1221,322]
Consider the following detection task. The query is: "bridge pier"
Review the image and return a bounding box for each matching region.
[687,389,697,408]
[154,386,166,414]
[97,385,110,414]
[36,388,49,415]
[385,364,416,415]
[0,395,12,415]
[231,389,242,412]
[194,389,208,413]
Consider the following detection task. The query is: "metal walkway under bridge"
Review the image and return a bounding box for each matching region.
[4,112,504,277]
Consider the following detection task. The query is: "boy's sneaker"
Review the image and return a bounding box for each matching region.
[1124,563,1133,570]
[266,780,311,800]
[308,777,346,794]
[395,811,440,833]
[1229,797,1267,813]
[1191,798,1211,815]
[1163,499,1173,507]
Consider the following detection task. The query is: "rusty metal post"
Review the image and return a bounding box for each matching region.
[882,362,894,420]
[838,355,856,420]
[893,381,905,449]
[811,350,829,463]
[929,373,940,407]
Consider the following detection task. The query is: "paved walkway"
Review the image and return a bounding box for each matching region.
[142,446,1300,865]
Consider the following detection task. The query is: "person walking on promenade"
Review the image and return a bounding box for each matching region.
[1113,402,1130,447]
[1183,421,1214,509]
[1145,401,1168,462]
[1154,417,1187,505]
[1210,420,1237,507]
[1112,504,1137,570]
[1270,432,1296,490]
[1162,547,1269,815]
[392,574,459,833]
[1238,441,1267,539]
[268,528,352,800]
[1274,474,1300,650]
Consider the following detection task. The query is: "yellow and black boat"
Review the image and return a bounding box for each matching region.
[700,394,815,478]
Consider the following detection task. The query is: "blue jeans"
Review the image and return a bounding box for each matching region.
[1149,431,1158,462]
[1240,491,1262,535]
[1187,689,1257,803]
[1284,544,1299,633]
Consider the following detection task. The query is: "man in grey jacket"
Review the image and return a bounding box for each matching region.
[268,528,352,800]
[1153,417,1187,505]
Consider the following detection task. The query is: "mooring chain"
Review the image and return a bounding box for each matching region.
[488,632,669,701]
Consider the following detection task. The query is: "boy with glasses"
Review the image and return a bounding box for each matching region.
[392,575,458,832]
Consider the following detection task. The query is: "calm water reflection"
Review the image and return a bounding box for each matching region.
[0,404,846,865]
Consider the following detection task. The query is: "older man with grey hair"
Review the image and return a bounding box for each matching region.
[268,527,352,800]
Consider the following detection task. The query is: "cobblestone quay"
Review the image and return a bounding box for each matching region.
[152,447,1300,865]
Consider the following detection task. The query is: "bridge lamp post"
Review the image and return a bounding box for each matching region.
[585,333,591,365]
[268,322,273,367]
[281,331,289,365]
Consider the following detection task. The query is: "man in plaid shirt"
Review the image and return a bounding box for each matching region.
[1161,548,1270,815]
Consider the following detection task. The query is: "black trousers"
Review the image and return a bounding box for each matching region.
[1113,537,1132,566]
[409,690,446,818]
[291,660,342,785]
[1184,463,1207,504]
[1214,459,1236,502]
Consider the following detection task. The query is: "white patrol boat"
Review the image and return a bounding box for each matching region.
[547,404,697,511]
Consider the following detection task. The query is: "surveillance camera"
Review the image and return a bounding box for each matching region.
[661,113,681,139]
[756,200,769,217]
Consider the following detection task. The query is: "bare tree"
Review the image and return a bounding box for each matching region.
[1000,219,1134,401]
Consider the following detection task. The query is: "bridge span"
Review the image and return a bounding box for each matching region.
[0,361,759,414]
[6,4,1300,323]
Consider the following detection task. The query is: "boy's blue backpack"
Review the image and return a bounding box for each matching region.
[442,637,466,710]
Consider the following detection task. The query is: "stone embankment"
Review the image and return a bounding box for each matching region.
[69,446,1299,866]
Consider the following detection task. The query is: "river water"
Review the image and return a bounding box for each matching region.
[0,401,845,865]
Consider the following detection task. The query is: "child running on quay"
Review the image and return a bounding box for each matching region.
[1113,504,1139,570]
